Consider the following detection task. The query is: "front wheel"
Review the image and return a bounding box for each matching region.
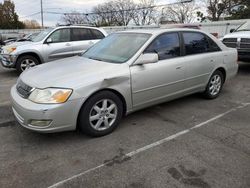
[16,55,39,73]
[203,70,224,99]
[78,91,123,137]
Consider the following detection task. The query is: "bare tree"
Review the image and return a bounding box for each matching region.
[61,0,158,26]
[23,19,41,29]
[162,0,198,23]
[206,0,247,21]
[91,2,117,26]
[112,0,137,26]
[133,0,157,25]
[62,11,89,25]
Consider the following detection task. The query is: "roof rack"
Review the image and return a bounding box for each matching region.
[56,23,96,27]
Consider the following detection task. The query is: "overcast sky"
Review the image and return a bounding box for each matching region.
[0,0,175,26]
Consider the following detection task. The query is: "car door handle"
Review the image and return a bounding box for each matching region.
[210,59,215,63]
[176,66,182,70]
[65,43,71,47]
[89,41,94,45]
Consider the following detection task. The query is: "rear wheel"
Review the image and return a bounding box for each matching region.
[16,55,39,73]
[78,91,123,137]
[203,70,224,99]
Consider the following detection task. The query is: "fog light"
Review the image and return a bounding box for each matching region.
[30,120,52,127]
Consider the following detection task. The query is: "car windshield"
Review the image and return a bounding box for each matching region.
[82,33,151,64]
[236,21,250,32]
[32,28,54,42]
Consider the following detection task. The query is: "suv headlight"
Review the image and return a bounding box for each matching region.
[6,47,17,53]
[28,88,72,104]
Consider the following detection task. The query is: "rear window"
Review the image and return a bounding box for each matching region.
[91,29,105,39]
[183,32,210,55]
[72,28,93,41]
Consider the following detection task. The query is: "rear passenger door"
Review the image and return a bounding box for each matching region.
[71,28,105,55]
[181,32,222,91]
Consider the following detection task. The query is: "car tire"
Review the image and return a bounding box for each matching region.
[203,70,224,99]
[78,91,123,137]
[16,55,39,73]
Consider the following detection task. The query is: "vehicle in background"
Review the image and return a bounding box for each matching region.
[3,32,40,46]
[11,29,238,137]
[0,26,107,73]
[0,32,23,45]
[3,37,18,45]
[222,21,250,61]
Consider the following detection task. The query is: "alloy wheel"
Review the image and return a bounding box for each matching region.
[89,99,118,131]
[20,59,36,71]
[209,74,222,96]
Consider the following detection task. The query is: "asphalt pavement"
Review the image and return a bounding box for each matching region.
[0,63,250,188]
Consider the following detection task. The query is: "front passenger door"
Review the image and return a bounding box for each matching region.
[130,32,186,109]
[43,28,73,62]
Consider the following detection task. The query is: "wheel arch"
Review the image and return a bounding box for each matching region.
[76,88,127,129]
[16,52,43,67]
[215,67,226,83]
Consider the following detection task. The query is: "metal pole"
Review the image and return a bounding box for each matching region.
[41,0,44,28]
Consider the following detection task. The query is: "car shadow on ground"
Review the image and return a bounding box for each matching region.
[238,62,250,74]
[0,68,19,79]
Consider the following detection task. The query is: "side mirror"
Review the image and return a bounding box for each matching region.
[230,29,235,33]
[46,38,53,44]
[134,53,158,65]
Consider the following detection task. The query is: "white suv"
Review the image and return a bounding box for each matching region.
[0,26,107,73]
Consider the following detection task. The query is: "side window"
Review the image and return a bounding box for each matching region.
[144,33,180,60]
[72,28,93,41]
[183,32,210,55]
[207,37,221,52]
[91,29,105,39]
[49,29,70,43]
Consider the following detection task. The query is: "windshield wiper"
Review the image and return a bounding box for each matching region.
[235,29,250,32]
[88,56,104,62]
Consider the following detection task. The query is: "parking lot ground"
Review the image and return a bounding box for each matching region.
[0,63,250,188]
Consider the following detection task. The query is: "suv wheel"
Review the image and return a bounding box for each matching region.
[203,70,224,99]
[16,55,39,73]
[78,91,123,137]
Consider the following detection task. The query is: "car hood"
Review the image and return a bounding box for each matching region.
[5,41,33,47]
[223,31,250,39]
[2,41,38,54]
[20,56,129,89]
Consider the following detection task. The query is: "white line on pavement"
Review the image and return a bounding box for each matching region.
[48,102,250,188]
[0,101,11,107]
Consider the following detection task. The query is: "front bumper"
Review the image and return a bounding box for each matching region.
[11,85,83,133]
[0,53,17,68]
[237,50,250,61]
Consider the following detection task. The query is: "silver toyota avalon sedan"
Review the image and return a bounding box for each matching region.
[11,29,238,137]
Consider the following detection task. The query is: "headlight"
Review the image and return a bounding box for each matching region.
[6,47,17,53]
[28,88,72,104]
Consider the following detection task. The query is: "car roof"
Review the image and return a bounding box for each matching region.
[117,28,206,36]
[55,25,103,30]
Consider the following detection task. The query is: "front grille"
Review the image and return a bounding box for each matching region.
[241,38,250,43]
[240,38,250,49]
[223,38,237,43]
[223,38,250,50]
[224,42,237,48]
[223,38,237,48]
[16,80,33,98]
[240,43,250,49]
